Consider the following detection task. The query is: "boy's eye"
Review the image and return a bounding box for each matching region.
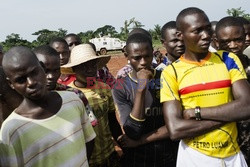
[133,56,142,61]
[192,29,199,34]
[16,77,26,84]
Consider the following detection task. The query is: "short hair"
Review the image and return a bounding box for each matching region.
[216,16,244,37]
[64,33,81,42]
[2,46,39,76]
[128,28,152,41]
[161,21,177,40]
[176,7,207,31]
[236,17,250,25]
[33,45,59,58]
[49,37,68,47]
[125,33,152,52]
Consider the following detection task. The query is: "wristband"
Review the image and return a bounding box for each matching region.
[129,113,146,122]
[195,106,201,121]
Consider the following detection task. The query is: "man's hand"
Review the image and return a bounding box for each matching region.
[136,68,154,90]
[118,134,141,148]
[183,108,195,120]
[137,68,154,80]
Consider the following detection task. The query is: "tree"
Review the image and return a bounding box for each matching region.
[227,7,250,20]
[32,28,67,46]
[1,33,32,51]
[149,24,161,40]
[94,25,118,37]
[119,17,144,40]
[77,30,95,43]
[130,17,144,29]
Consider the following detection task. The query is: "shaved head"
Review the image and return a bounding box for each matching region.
[2,46,40,77]
[176,7,208,32]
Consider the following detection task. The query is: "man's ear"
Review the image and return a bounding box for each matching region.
[124,52,128,58]
[214,38,219,49]
[6,77,15,90]
[160,38,165,44]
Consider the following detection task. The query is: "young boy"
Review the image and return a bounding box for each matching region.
[0,46,96,166]
[160,20,185,70]
[112,33,178,167]
[115,28,151,79]
[64,33,82,51]
[215,16,249,70]
[49,37,76,85]
[62,44,122,167]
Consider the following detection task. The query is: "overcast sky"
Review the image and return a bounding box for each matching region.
[0,0,249,42]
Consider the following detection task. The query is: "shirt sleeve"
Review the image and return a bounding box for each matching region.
[226,52,247,83]
[0,121,19,167]
[160,65,180,103]
[112,79,145,140]
[0,142,19,167]
[112,81,132,125]
[80,102,96,143]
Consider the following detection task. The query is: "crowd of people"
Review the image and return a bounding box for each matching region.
[0,7,250,167]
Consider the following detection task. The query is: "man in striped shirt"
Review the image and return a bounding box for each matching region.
[0,46,96,166]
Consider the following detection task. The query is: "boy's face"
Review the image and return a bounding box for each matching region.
[6,57,47,100]
[65,36,81,51]
[180,13,212,55]
[51,42,70,66]
[162,28,185,58]
[73,59,98,83]
[36,54,61,90]
[216,26,245,56]
[126,42,153,72]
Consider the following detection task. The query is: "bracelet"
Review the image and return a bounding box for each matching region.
[129,113,146,122]
[195,106,201,121]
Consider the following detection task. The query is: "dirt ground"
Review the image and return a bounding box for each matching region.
[106,52,127,77]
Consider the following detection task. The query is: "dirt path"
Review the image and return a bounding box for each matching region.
[106,53,127,77]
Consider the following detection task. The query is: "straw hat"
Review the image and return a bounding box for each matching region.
[62,44,111,69]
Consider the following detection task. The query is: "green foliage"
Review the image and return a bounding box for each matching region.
[227,7,250,20]
[1,33,32,51]
[0,17,164,52]
[149,24,161,40]
[32,28,67,47]
[77,30,95,43]
[152,39,163,50]
[94,25,118,37]
[119,17,144,40]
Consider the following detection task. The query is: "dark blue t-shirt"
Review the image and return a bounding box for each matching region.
[112,70,178,167]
